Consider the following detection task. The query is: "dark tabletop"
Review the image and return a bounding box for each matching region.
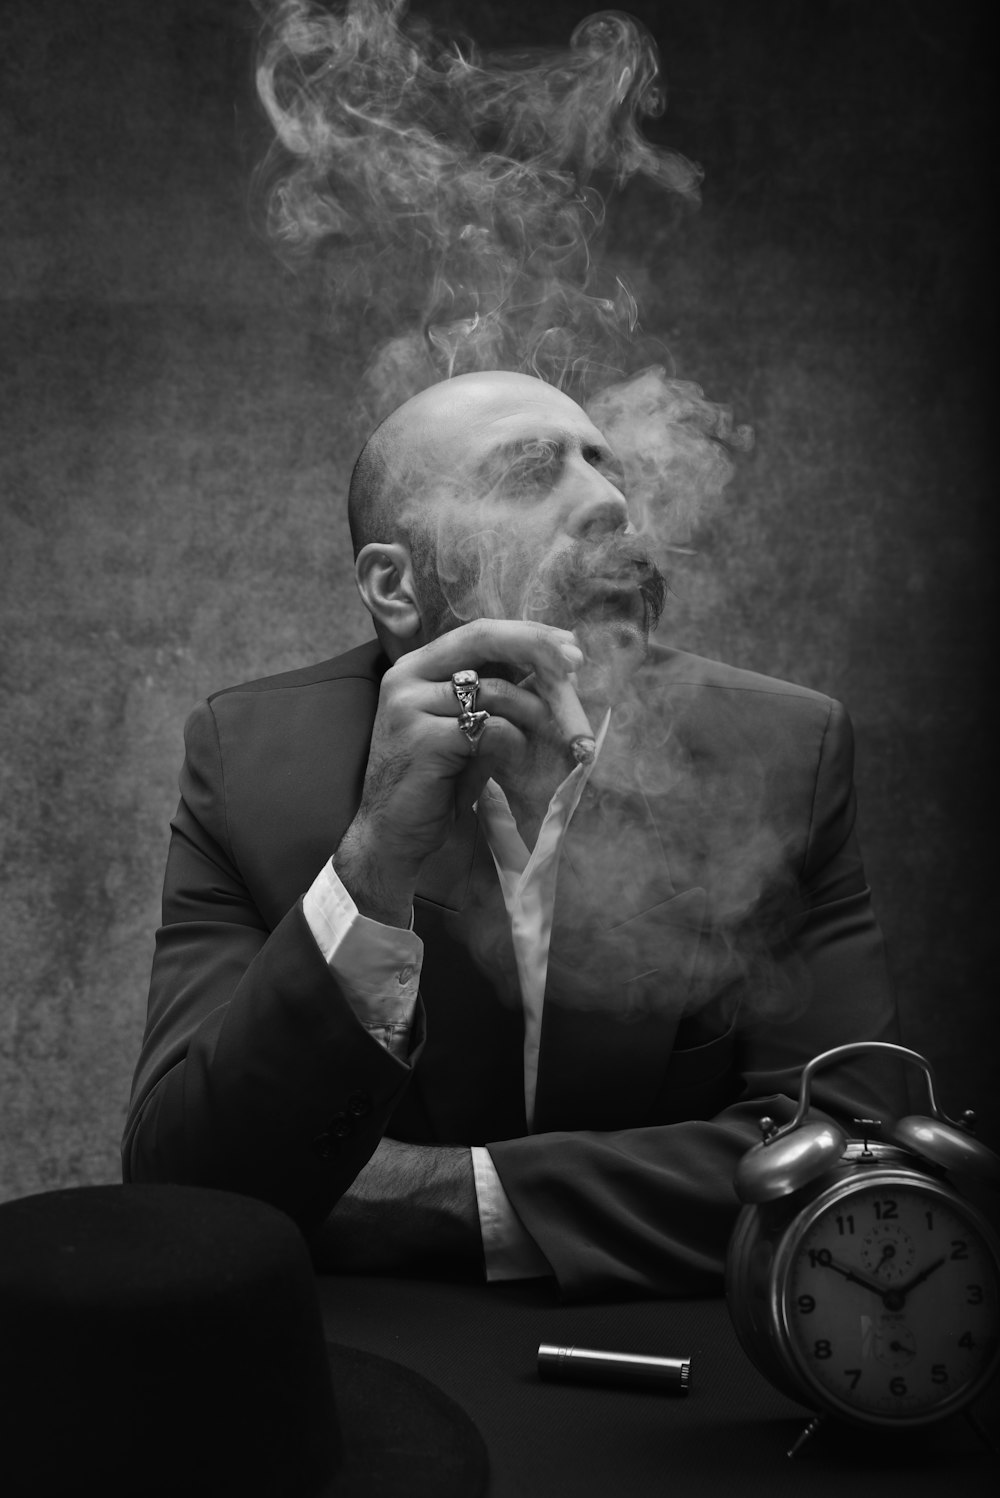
[316,1274,997,1497]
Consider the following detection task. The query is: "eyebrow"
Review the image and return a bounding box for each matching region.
[476,434,626,488]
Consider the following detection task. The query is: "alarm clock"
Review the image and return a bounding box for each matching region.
[725,1041,1000,1434]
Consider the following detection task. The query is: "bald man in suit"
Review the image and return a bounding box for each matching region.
[124,372,903,1300]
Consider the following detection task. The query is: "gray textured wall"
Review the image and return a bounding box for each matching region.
[1,0,995,1201]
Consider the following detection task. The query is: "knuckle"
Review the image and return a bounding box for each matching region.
[378,661,408,699]
[470,617,502,650]
[483,676,517,704]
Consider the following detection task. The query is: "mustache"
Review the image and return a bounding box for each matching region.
[543,535,668,630]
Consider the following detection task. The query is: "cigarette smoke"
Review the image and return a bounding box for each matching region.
[253,0,700,417]
[410,362,751,643]
[253,2,809,1031]
[254,1,750,610]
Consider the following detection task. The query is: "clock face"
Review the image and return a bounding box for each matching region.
[778,1175,1000,1424]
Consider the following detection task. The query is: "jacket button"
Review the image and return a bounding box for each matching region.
[346,1092,372,1118]
[312,1131,335,1159]
[328,1110,354,1140]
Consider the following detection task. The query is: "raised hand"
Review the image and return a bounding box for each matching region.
[333,619,588,925]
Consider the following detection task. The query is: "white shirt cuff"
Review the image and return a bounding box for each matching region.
[303,858,422,1061]
[471,1146,552,1281]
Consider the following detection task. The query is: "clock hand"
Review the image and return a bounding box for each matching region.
[817,1256,889,1298]
[895,1256,946,1296]
[875,1243,896,1273]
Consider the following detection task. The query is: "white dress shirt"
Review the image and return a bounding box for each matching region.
[302,714,609,1281]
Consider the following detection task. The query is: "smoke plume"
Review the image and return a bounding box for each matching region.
[252,2,803,1030]
[254,0,702,415]
[253,1,751,614]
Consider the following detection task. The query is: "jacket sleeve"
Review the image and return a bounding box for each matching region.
[121,699,420,1231]
[487,698,907,1301]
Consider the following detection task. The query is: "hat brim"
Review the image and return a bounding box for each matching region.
[319,1341,489,1498]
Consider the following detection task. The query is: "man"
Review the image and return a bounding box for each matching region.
[123,370,904,1300]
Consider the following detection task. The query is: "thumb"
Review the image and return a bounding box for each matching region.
[454,756,493,818]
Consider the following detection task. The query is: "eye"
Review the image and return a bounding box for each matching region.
[583,443,627,493]
[502,439,563,496]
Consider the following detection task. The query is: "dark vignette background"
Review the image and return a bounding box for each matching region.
[0,0,996,1200]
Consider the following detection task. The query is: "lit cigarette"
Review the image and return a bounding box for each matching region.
[537,1344,691,1393]
[541,674,595,766]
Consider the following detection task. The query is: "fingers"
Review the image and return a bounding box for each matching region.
[428,673,548,733]
[528,673,595,765]
[428,672,588,774]
[375,669,539,774]
[452,714,526,811]
[402,618,584,688]
[395,620,594,763]
[459,672,594,766]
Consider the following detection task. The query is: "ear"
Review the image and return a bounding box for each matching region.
[354,541,425,653]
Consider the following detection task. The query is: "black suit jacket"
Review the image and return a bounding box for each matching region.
[123,639,905,1299]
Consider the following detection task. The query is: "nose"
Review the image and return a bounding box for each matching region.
[566,462,630,540]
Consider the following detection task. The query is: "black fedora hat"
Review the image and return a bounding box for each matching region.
[0,1183,489,1498]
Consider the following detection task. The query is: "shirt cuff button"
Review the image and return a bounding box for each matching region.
[396,965,413,984]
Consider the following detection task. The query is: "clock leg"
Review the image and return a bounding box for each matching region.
[786,1414,824,1459]
[963,1407,998,1456]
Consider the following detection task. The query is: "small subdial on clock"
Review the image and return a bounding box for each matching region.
[872,1313,917,1367]
[859,1222,915,1283]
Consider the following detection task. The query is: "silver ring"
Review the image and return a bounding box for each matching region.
[457,709,490,753]
[452,671,489,752]
[451,669,480,716]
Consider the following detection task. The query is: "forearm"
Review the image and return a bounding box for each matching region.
[124,902,416,1230]
[489,1111,757,1301]
[309,1137,483,1275]
[490,879,906,1303]
[333,813,420,929]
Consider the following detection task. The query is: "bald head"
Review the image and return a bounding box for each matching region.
[347,369,644,651]
[347,371,598,556]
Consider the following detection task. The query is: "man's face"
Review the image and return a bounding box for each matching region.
[404,373,666,659]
